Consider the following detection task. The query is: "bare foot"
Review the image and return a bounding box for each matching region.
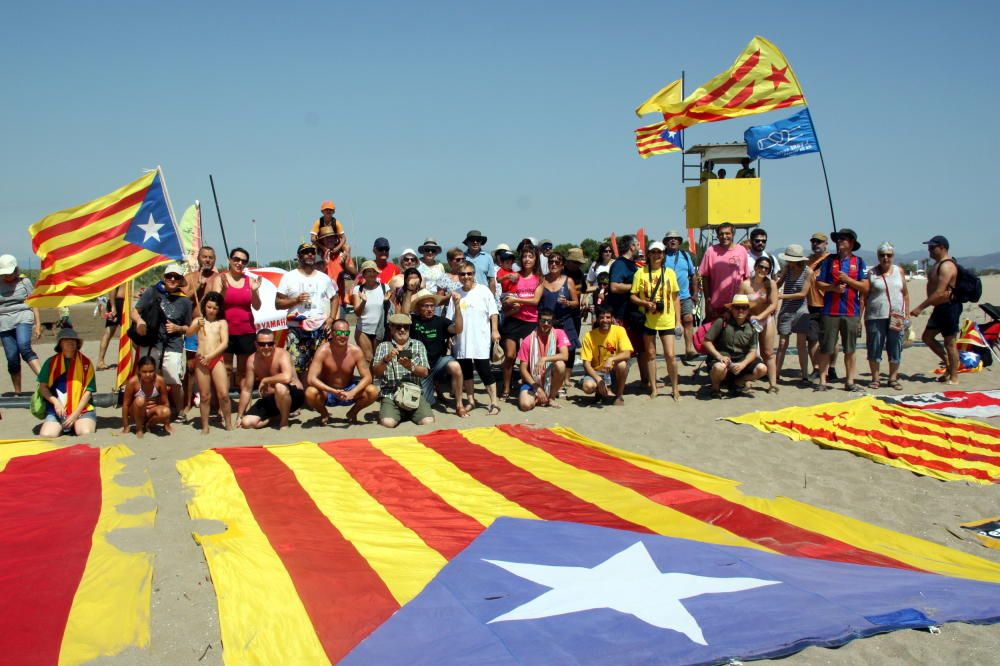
[547,400,562,409]
[201,427,210,435]
[164,422,173,434]
[136,429,145,439]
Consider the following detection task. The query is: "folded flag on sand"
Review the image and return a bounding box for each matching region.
[347,518,1000,665]
[728,396,1000,484]
[880,390,1000,419]
[0,442,154,665]
[178,426,1000,665]
[27,168,184,308]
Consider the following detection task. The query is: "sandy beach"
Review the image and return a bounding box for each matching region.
[3,276,1000,664]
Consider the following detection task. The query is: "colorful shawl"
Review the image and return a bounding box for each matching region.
[526,330,558,393]
[46,352,95,414]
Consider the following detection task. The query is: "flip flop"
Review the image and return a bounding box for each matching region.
[889,379,903,390]
[487,404,501,416]
[869,380,880,389]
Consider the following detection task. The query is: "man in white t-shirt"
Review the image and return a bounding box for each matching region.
[747,228,781,279]
[275,242,340,379]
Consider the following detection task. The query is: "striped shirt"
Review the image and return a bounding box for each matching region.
[818,254,868,317]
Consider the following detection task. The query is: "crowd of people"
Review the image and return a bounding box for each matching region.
[3,198,969,437]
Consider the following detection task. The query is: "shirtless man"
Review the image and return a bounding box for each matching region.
[910,235,960,384]
[305,319,379,424]
[237,328,305,429]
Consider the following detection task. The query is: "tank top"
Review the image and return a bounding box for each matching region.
[779,267,808,316]
[511,273,541,323]
[223,275,255,335]
[540,278,573,323]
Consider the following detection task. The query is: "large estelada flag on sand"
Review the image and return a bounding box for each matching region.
[27,168,184,308]
[178,426,1000,665]
[0,442,154,665]
[728,396,1000,484]
[657,36,806,131]
[347,518,1000,665]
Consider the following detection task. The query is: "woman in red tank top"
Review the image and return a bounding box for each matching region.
[208,247,262,384]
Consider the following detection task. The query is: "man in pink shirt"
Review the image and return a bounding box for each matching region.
[698,223,750,319]
[516,308,570,411]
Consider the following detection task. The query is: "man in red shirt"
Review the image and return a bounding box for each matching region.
[372,237,401,284]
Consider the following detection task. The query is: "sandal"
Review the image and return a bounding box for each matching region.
[487,404,501,416]
[709,388,723,399]
[767,386,780,394]
[814,384,832,392]
[845,383,865,393]
[889,379,903,390]
[869,380,880,389]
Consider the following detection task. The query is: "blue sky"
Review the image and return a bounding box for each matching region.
[2,1,997,267]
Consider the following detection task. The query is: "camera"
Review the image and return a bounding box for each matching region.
[654,300,664,313]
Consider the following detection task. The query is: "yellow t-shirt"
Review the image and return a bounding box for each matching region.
[580,324,633,369]
[630,266,679,330]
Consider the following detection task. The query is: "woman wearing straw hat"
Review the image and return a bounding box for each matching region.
[37,328,97,437]
[775,244,815,385]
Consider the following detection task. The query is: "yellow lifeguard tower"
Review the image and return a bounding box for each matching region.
[684,142,760,237]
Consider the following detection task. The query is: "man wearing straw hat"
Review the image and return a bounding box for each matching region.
[701,294,767,398]
[410,288,467,416]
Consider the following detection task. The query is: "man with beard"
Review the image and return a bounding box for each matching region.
[372,313,434,428]
[409,289,466,416]
[182,246,219,414]
[130,263,193,418]
[305,318,379,424]
[275,242,340,381]
[238,328,304,430]
[578,305,632,405]
[698,222,749,319]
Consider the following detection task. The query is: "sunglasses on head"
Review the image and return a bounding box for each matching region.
[256,341,275,347]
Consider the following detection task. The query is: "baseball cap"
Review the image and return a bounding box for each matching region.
[922,235,949,249]
[320,200,336,211]
[297,242,317,255]
[373,237,391,250]
[161,263,186,277]
[648,241,666,252]
[810,232,828,242]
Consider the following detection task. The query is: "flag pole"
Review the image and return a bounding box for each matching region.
[807,110,837,233]
[209,175,230,257]
[252,218,259,265]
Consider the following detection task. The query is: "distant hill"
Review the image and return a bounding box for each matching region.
[856,250,1000,271]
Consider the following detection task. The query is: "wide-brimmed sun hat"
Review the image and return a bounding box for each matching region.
[54,327,83,351]
[566,247,586,263]
[779,244,808,262]
[360,260,379,273]
[727,294,752,308]
[0,254,16,276]
[464,229,487,245]
[418,237,441,253]
[411,288,437,305]
[830,228,861,251]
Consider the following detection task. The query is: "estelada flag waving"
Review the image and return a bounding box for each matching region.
[27,168,184,308]
[660,36,806,131]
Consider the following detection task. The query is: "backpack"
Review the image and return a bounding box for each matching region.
[127,290,165,348]
[945,259,982,304]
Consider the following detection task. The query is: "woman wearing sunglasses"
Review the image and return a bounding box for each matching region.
[208,247,262,385]
[446,261,501,415]
[737,255,779,393]
[865,242,908,390]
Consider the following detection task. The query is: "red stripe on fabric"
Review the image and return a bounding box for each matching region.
[875,417,1000,456]
[40,218,135,271]
[415,430,654,533]
[36,242,146,286]
[217,447,399,664]
[31,256,167,299]
[317,439,484,559]
[723,81,757,109]
[498,425,922,570]
[872,404,1000,439]
[766,420,995,482]
[32,187,149,251]
[912,391,1000,412]
[690,49,760,108]
[667,95,804,129]
[0,445,102,663]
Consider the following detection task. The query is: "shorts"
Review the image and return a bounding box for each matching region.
[325,381,358,407]
[150,348,185,385]
[184,334,199,353]
[246,385,306,420]
[643,326,675,337]
[806,306,823,342]
[680,298,695,318]
[927,301,962,337]
[500,317,536,346]
[577,371,612,388]
[820,315,861,355]
[44,409,98,426]
[378,394,432,424]
[777,308,810,336]
[227,333,256,356]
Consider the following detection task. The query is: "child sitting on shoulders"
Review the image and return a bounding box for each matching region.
[187,292,232,434]
[121,356,172,437]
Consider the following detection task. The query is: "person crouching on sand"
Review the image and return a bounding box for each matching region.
[121,355,171,437]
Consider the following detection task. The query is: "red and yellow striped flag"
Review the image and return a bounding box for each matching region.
[0,442,154,665]
[116,281,134,390]
[634,120,683,158]
[178,426,1000,664]
[662,36,805,131]
[729,396,1000,484]
[27,169,184,308]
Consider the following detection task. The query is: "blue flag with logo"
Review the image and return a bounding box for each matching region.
[745,108,820,160]
[346,518,1000,665]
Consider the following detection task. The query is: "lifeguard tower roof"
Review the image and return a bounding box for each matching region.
[685,142,748,165]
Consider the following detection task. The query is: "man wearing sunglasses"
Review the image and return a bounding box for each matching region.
[373,313,434,428]
[305,318,379,424]
[910,235,961,385]
[702,294,767,398]
[276,242,340,382]
[238,328,304,430]
[131,263,193,419]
